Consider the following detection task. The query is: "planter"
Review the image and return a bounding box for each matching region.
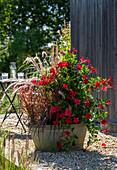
[29,123,87,151]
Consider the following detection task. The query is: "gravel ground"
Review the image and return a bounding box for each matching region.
[0,113,117,170]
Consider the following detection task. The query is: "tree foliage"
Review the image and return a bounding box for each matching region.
[0,0,70,71]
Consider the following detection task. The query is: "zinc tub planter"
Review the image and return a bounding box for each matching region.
[29,123,87,151]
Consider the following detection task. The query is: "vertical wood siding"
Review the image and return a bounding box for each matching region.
[70,0,117,120]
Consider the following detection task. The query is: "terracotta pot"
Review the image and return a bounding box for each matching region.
[29,123,87,151]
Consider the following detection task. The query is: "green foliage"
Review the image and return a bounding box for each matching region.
[0,0,70,71]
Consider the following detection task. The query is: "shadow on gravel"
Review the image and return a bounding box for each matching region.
[29,149,117,169]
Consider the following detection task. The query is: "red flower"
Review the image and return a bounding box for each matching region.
[57,142,63,149]
[62,61,69,67]
[91,66,97,73]
[103,129,109,133]
[85,57,89,63]
[107,99,112,105]
[85,101,91,106]
[74,99,80,106]
[58,61,69,68]
[83,75,88,79]
[73,117,80,123]
[88,88,92,91]
[100,79,106,85]
[65,109,72,117]
[49,76,54,83]
[72,47,78,53]
[51,107,56,115]
[68,50,70,54]
[63,84,68,89]
[65,118,72,124]
[77,64,82,70]
[80,57,85,62]
[95,81,100,88]
[111,84,115,88]
[85,113,91,119]
[64,130,71,136]
[57,113,60,119]
[39,80,43,85]
[102,85,107,91]
[83,78,89,84]
[50,68,56,74]
[108,81,112,86]
[43,79,48,85]
[101,143,106,147]
[59,113,65,119]
[32,80,38,84]
[71,91,77,97]
[53,121,58,127]
[109,76,113,82]
[101,118,108,125]
[41,75,47,80]
[54,105,61,112]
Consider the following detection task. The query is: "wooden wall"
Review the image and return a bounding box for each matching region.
[70,0,117,120]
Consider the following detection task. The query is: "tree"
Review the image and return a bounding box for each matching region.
[0,0,70,70]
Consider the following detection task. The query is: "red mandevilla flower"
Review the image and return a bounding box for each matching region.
[59,113,65,119]
[85,113,91,119]
[73,117,80,123]
[58,61,69,68]
[107,99,112,105]
[41,75,47,80]
[68,50,70,54]
[57,142,63,149]
[32,80,38,84]
[83,78,89,84]
[43,79,48,86]
[80,57,85,62]
[74,99,80,106]
[109,76,113,82]
[65,118,72,124]
[53,121,58,127]
[101,118,108,125]
[50,68,56,74]
[94,81,100,88]
[65,109,72,117]
[71,91,77,97]
[51,107,56,115]
[49,76,54,83]
[100,79,106,85]
[54,105,61,111]
[102,85,107,91]
[39,80,43,85]
[62,61,69,67]
[85,101,91,107]
[77,64,82,70]
[103,128,109,133]
[72,47,78,53]
[63,84,68,89]
[91,66,97,73]
[83,75,88,79]
[64,130,71,136]
[85,57,89,63]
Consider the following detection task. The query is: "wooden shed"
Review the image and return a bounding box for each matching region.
[70,0,117,121]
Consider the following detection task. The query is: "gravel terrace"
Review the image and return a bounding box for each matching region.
[0,113,117,170]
